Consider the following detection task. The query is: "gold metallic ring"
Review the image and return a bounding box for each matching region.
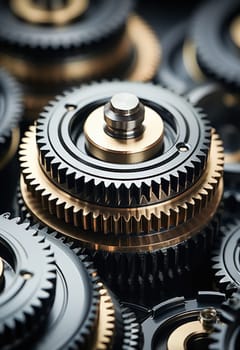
[167,321,208,350]
[0,128,20,171]
[11,0,88,25]
[230,16,240,49]
[182,40,206,82]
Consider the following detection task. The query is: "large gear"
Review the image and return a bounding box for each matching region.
[19,81,223,294]
[212,219,240,296]
[0,1,160,121]
[0,214,56,349]
[192,0,240,90]
[34,82,212,207]
[140,291,225,349]
[210,292,240,350]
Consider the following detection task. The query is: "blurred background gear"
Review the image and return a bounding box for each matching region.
[212,219,240,296]
[140,291,225,350]
[193,0,240,90]
[0,68,22,213]
[157,21,205,94]
[0,213,56,349]
[210,292,240,350]
[187,83,240,189]
[0,0,160,122]
[19,81,223,300]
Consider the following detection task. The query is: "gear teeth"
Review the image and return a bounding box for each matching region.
[0,215,57,348]
[19,127,223,235]
[121,306,141,349]
[212,219,240,295]
[34,83,213,207]
[0,1,132,51]
[209,292,240,350]
[81,213,220,295]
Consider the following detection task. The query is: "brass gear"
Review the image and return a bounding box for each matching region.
[96,282,115,350]
[20,126,223,236]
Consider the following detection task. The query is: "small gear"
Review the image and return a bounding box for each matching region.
[209,292,240,350]
[187,83,240,187]
[141,291,225,350]
[212,219,240,296]
[0,214,56,349]
[192,0,240,90]
[157,22,205,94]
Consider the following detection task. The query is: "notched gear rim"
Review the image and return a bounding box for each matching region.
[193,0,240,89]
[0,68,22,144]
[0,214,56,348]
[35,82,212,207]
[26,226,115,350]
[212,219,240,295]
[18,185,222,290]
[0,0,132,50]
[20,127,223,235]
[209,292,240,350]
[121,306,140,349]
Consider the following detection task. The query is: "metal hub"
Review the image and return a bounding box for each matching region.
[84,92,164,163]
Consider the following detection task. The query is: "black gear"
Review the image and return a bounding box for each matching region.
[28,228,101,349]
[0,68,22,145]
[85,212,220,301]
[210,292,240,350]
[212,219,240,295]
[192,0,240,90]
[187,83,240,187]
[140,291,225,350]
[0,214,56,349]
[36,81,211,207]
[25,227,140,349]
[0,0,132,52]
[157,22,198,94]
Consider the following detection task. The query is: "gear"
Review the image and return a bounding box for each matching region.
[0,68,22,145]
[33,82,213,207]
[19,81,223,296]
[0,1,160,120]
[212,219,240,296]
[193,0,240,90]
[0,214,56,349]
[187,83,240,187]
[0,68,22,212]
[209,292,240,350]
[22,226,140,349]
[0,0,132,51]
[157,22,205,94]
[141,291,225,350]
